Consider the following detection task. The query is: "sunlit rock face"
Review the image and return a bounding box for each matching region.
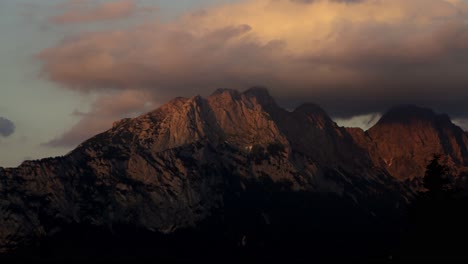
[348,105,468,180]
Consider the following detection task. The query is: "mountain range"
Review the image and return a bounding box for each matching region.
[1,87,468,261]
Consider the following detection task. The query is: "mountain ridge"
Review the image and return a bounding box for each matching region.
[1,87,467,256]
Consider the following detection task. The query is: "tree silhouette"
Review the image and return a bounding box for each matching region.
[423,154,451,199]
[400,154,468,260]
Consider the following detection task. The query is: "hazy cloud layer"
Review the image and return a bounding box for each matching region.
[0,117,15,137]
[51,0,145,24]
[334,113,382,130]
[39,0,468,145]
[45,90,156,147]
[453,118,468,131]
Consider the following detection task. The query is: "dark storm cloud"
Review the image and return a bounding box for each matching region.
[0,117,15,137]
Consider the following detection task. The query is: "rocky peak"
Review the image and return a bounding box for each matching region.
[364,105,468,179]
[207,88,287,148]
[242,86,277,108]
[211,88,241,97]
[294,103,326,115]
[208,88,242,106]
[293,103,334,129]
[376,105,451,127]
[98,88,289,155]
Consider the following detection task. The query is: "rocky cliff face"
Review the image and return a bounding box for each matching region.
[1,88,466,255]
[348,105,468,180]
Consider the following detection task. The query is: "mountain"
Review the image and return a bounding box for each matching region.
[348,105,468,180]
[1,88,467,260]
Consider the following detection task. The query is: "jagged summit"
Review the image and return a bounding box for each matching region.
[294,103,331,121]
[242,86,276,107]
[243,86,270,96]
[363,105,468,179]
[2,87,468,255]
[376,105,451,126]
[211,87,271,97]
[210,88,240,97]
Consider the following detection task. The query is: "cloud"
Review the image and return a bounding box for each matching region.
[50,0,146,24]
[291,0,364,3]
[453,118,468,131]
[334,113,382,130]
[39,0,468,121]
[45,90,156,148]
[0,117,15,137]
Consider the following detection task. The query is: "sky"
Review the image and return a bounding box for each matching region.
[1,0,468,167]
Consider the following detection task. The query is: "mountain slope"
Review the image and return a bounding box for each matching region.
[0,88,405,254]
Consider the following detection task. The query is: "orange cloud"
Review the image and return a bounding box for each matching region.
[39,0,468,135]
[51,0,140,24]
